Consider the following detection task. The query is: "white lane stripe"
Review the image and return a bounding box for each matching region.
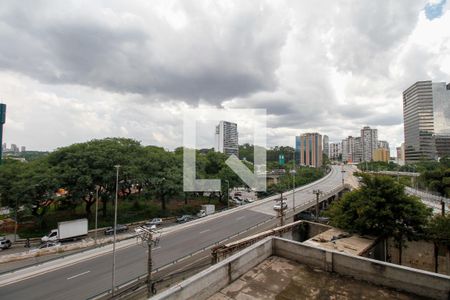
[199,229,211,234]
[236,216,245,221]
[146,247,162,253]
[67,270,90,280]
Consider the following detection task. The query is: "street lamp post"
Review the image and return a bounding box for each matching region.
[111,165,120,296]
[14,197,18,243]
[225,180,230,209]
[94,186,99,245]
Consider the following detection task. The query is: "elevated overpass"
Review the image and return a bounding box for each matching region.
[405,186,450,215]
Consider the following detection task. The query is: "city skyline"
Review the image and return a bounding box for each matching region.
[0,1,449,151]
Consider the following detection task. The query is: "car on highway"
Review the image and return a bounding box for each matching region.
[273,201,288,211]
[0,236,11,250]
[146,218,163,226]
[104,224,129,235]
[176,215,194,223]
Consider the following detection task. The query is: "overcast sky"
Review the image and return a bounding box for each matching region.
[1,0,449,153]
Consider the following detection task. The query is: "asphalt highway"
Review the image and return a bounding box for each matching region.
[0,165,348,300]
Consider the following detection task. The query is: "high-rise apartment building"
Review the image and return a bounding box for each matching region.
[0,104,5,161]
[361,126,378,162]
[396,143,405,165]
[298,133,322,168]
[342,136,354,163]
[329,142,342,160]
[354,137,363,163]
[323,135,329,157]
[403,81,450,163]
[215,121,239,156]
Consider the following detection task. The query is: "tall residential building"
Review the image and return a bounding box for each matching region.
[342,136,357,163]
[0,103,5,161]
[295,136,301,165]
[361,126,378,162]
[353,137,363,163]
[403,81,450,163]
[329,142,342,160]
[215,121,239,156]
[396,143,405,165]
[10,144,19,153]
[20,146,26,152]
[323,135,329,157]
[298,133,322,168]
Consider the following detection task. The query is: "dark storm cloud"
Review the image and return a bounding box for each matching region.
[0,1,288,104]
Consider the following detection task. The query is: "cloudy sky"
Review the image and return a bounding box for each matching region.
[0,0,449,154]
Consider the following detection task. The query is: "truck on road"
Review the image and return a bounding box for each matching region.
[197,204,215,218]
[41,219,88,243]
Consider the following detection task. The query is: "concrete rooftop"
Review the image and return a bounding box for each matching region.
[209,256,424,300]
[303,228,377,256]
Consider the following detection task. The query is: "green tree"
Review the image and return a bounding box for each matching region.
[327,175,432,263]
[48,138,145,217]
[427,214,450,246]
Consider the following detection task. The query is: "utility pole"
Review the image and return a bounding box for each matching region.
[135,225,158,296]
[279,191,285,227]
[292,150,296,211]
[441,198,446,216]
[313,189,322,222]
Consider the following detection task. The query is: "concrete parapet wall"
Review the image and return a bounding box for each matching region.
[273,238,450,300]
[154,237,450,300]
[153,238,273,300]
[333,252,450,300]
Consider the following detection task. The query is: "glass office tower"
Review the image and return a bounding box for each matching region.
[403,81,450,163]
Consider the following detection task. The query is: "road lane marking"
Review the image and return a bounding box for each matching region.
[145,247,162,253]
[67,270,90,280]
[199,229,211,234]
[236,216,245,221]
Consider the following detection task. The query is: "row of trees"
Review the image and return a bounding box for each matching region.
[0,138,246,227]
[0,138,329,229]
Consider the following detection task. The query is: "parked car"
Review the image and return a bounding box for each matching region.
[273,201,288,211]
[244,198,255,204]
[146,218,163,226]
[104,224,129,235]
[0,237,11,250]
[39,241,61,249]
[234,192,242,197]
[229,198,243,205]
[176,215,194,223]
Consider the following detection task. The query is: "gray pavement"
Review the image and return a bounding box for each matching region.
[0,165,348,300]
